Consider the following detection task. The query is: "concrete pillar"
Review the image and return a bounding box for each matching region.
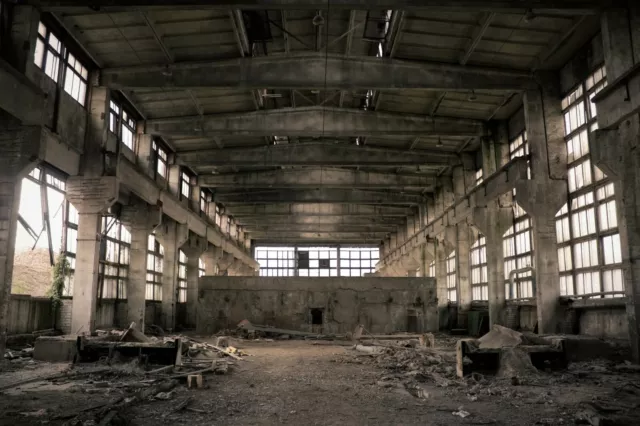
[202,245,223,276]
[434,240,450,329]
[473,206,513,326]
[515,73,567,334]
[471,123,514,327]
[591,6,640,361]
[452,160,475,328]
[0,123,41,352]
[65,177,119,335]
[181,233,207,327]
[120,198,162,332]
[216,251,235,275]
[156,219,189,331]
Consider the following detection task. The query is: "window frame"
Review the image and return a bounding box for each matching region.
[152,139,168,179]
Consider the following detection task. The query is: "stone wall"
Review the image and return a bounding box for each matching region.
[197,277,437,335]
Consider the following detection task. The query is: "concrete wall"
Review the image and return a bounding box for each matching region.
[197,276,437,335]
[7,295,55,334]
[578,306,628,340]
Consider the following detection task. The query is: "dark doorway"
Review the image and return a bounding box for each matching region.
[407,309,418,333]
[310,308,324,333]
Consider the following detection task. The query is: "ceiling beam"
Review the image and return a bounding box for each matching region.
[235,216,406,226]
[35,1,610,14]
[228,203,414,217]
[214,188,424,205]
[148,106,486,138]
[200,167,436,189]
[100,55,536,91]
[244,224,397,233]
[247,231,388,240]
[179,142,452,170]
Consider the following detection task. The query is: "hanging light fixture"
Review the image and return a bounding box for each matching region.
[436,137,443,148]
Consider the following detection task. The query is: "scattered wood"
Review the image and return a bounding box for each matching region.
[97,410,118,426]
[145,365,175,375]
[354,344,386,355]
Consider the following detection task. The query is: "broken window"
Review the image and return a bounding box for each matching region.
[475,169,483,186]
[64,52,88,106]
[339,247,379,277]
[504,131,534,300]
[34,22,62,82]
[98,217,130,299]
[109,99,137,151]
[300,247,338,277]
[470,236,488,301]
[152,139,168,179]
[199,258,206,277]
[200,190,208,215]
[146,234,164,301]
[34,22,88,106]
[256,247,295,277]
[558,66,623,298]
[180,170,191,200]
[446,251,457,302]
[178,250,187,303]
[12,166,67,296]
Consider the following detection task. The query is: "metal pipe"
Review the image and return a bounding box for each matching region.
[508,266,535,300]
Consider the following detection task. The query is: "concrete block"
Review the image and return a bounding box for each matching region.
[33,336,77,362]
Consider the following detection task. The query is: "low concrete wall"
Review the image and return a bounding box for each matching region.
[578,306,628,339]
[7,295,55,334]
[197,277,437,335]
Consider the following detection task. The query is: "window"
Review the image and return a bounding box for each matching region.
[446,251,457,302]
[178,250,187,303]
[256,247,296,277]
[146,234,164,301]
[121,110,136,150]
[34,22,62,82]
[199,258,206,277]
[558,66,623,298]
[301,247,338,277]
[226,216,231,235]
[340,248,379,277]
[428,261,435,278]
[63,52,88,105]
[180,171,191,200]
[200,190,208,215]
[108,99,137,151]
[215,205,222,228]
[109,101,120,133]
[504,131,534,300]
[152,140,168,178]
[99,217,130,299]
[34,22,88,106]
[470,236,488,301]
[475,169,483,186]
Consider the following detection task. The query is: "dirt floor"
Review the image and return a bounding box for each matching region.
[2,336,640,425]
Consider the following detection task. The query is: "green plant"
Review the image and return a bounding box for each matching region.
[48,253,70,311]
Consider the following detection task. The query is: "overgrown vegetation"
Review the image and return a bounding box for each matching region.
[48,253,70,312]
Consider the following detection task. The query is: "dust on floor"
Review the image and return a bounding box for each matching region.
[1,339,640,425]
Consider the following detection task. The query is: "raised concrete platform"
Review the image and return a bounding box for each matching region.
[33,336,77,362]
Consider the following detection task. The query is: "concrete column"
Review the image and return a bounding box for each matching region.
[473,206,513,326]
[168,164,181,199]
[471,123,514,327]
[65,176,119,335]
[217,251,235,275]
[515,73,567,334]
[453,161,475,328]
[181,233,207,327]
[434,240,450,329]
[156,219,189,331]
[202,245,223,275]
[591,7,640,361]
[136,134,154,177]
[190,176,202,214]
[120,198,162,332]
[0,123,41,352]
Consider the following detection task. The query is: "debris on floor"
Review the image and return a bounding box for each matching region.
[457,325,567,378]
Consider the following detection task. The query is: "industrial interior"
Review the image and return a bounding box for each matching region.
[1,1,640,425]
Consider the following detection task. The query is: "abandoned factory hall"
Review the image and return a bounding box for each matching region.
[3,1,640,425]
